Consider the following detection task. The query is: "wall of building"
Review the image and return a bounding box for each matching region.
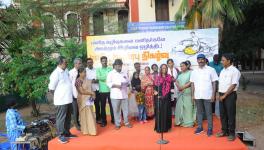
[169,0,183,21]
[131,0,184,22]
[129,0,139,22]
[89,8,128,35]
[138,0,155,22]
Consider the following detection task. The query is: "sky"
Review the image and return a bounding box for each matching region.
[0,0,12,8]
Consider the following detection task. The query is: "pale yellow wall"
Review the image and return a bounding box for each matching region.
[138,0,156,22]
[128,0,132,22]
[169,0,182,21]
[137,0,182,22]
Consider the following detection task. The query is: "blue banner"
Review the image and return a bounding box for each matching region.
[127,21,185,33]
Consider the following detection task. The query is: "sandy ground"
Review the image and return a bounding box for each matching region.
[237,90,264,150]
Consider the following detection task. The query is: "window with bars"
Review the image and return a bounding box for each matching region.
[43,15,54,39]
[93,12,104,35]
[66,13,79,37]
[118,10,128,33]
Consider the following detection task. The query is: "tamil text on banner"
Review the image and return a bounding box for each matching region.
[87,28,219,74]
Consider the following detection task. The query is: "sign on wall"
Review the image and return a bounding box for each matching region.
[87,28,218,74]
[127,21,185,33]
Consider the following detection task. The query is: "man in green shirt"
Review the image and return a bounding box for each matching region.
[209,54,223,116]
[96,56,114,127]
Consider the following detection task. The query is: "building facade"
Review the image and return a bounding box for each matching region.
[12,0,129,41]
[129,0,194,22]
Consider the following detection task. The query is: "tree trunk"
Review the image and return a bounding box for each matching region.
[31,99,40,117]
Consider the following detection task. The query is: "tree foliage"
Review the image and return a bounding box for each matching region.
[175,0,247,29]
[220,0,264,63]
[0,37,56,97]
[0,0,110,115]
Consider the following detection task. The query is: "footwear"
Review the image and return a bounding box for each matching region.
[216,132,228,137]
[75,126,81,131]
[143,120,148,123]
[96,120,102,124]
[207,128,213,137]
[194,127,203,135]
[227,135,236,141]
[115,126,121,130]
[140,121,144,124]
[133,117,138,121]
[58,136,68,144]
[65,133,77,138]
[125,123,133,128]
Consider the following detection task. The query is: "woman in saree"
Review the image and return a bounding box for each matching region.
[175,61,196,127]
[141,66,155,118]
[75,67,97,135]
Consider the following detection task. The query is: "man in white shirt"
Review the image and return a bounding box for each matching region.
[216,53,241,141]
[69,58,82,131]
[107,59,132,130]
[190,54,218,137]
[86,58,101,124]
[48,56,77,144]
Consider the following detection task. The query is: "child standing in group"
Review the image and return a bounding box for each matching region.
[131,72,147,124]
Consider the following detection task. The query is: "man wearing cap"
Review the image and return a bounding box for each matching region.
[106,59,132,130]
[190,54,218,136]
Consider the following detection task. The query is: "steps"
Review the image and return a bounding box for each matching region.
[236,131,256,148]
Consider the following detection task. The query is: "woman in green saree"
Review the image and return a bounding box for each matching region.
[175,61,196,127]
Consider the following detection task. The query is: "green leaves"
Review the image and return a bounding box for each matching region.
[0,36,86,101]
[175,0,190,21]
[220,0,264,57]
[59,38,87,68]
[175,0,247,29]
[222,0,245,25]
[1,0,106,104]
[0,36,56,100]
[201,0,224,27]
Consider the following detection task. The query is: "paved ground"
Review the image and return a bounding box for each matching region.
[238,72,264,150]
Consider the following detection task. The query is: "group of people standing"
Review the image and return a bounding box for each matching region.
[130,58,195,133]
[48,56,117,143]
[47,52,240,144]
[2,50,240,150]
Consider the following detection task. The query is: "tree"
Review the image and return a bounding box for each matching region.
[220,0,264,70]
[0,37,56,116]
[0,0,108,116]
[175,0,247,31]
